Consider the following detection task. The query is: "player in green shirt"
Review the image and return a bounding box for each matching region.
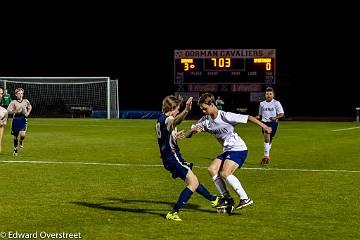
[2,89,12,109]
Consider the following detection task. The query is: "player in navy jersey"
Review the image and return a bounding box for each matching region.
[156,95,220,221]
[256,87,284,164]
[7,88,32,156]
[190,93,272,212]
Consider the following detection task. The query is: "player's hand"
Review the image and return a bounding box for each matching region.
[270,117,277,121]
[185,97,193,112]
[264,126,272,134]
[176,130,186,139]
[191,124,204,133]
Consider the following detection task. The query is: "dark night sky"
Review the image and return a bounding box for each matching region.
[0,2,358,117]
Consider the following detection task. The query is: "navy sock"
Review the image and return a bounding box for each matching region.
[14,138,18,148]
[173,187,193,212]
[196,183,216,201]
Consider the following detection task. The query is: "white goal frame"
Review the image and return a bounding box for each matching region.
[0,77,119,119]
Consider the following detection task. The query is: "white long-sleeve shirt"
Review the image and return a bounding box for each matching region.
[195,110,249,152]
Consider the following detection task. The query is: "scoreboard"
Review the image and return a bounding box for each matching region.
[174,49,276,85]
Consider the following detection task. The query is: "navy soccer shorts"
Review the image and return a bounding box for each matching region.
[217,150,248,168]
[162,153,193,181]
[262,121,278,139]
[11,115,27,136]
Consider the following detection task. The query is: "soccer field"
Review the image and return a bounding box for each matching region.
[0,118,359,240]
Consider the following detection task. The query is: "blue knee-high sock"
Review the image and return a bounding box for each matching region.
[196,183,216,201]
[173,187,193,212]
[14,137,18,148]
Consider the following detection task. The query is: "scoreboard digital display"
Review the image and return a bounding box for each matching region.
[174,49,276,84]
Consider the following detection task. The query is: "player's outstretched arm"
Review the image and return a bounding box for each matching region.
[173,97,193,126]
[185,124,204,138]
[248,116,272,134]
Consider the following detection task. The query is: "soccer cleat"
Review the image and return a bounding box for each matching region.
[216,197,235,209]
[235,198,254,210]
[217,204,234,214]
[13,148,18,156]
[225,205,234,214]
[19,144,24,148]
[261,156,270,165]
[166,211,182,221]
[211,195,222,208]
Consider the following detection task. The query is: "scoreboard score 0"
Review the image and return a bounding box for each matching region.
[174,49,276,84]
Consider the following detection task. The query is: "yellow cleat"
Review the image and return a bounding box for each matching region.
[166,211,182,221]
[211,195,222,208]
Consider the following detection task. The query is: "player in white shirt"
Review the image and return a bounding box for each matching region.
[256,87,284,164]
[7,88,32,156]
[0,87,9,153]
[190,93,271,212]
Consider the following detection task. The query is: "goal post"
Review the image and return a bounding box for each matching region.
[0,77,119,119]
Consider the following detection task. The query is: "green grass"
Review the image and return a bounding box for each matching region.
[0,119,359,239]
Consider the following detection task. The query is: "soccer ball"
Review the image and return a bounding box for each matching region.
[217,205,234,214]
[217,208,227,214]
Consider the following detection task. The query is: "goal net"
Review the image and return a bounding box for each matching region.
[0,77,119,119]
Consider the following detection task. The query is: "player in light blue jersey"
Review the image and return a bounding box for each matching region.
[190,93,272,212]
[256,87,284,164]
[156,95,220,221]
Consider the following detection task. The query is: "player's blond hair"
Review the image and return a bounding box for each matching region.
[162,95,181,113]
[15,88,24,94]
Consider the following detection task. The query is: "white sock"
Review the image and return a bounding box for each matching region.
[264,142,270,157]
[226,175,248,199]
[212,174,230,198]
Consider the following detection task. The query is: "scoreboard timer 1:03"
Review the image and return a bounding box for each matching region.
[174,49,276,84]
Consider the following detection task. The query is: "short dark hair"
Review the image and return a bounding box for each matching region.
[198,93,215,106]
[266,87,274,92]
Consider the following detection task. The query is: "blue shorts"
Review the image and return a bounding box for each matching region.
[11,115,27,136]
[162,153,193,181]
[217,150,248,168]
[261,121,278,139]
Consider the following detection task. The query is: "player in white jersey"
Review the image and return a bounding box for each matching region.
[190,93,272,212]
[0,87,9,153]
[256,87,284,164]
[7,88,32,156]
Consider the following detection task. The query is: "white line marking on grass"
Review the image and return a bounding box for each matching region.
[331,127,360,132]
[1,160,360,173]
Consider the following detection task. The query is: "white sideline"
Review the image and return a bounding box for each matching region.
[1,160,360,173]
[331,126,360,132]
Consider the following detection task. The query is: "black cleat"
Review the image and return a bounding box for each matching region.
[236,198,254,209]
[13,148,18,156]
[217,197,235,209]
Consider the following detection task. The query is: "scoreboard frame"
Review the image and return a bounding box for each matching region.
[174,49,276,85]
